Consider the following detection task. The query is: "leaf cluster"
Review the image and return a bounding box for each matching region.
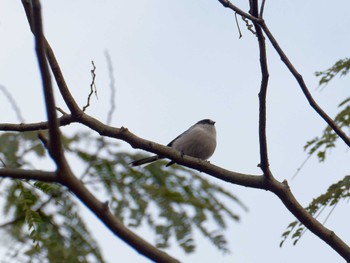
[70,132,247,254]
[304,98,350,162]
[0,130,246,262]
[0,132,105,263]
[280,176,350,247]
[315,58,350,86]
[304,58,350,161]
[282,58,350,247]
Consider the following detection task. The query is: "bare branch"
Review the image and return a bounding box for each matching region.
[0,115,74,132]
[234,13,242,38]
[260,0,267,18]
[259,21,350,148]
[105,50,117,125]
[31,0,64,164]
[21,0,81,115]
[249,0,271,176]
[83,61,98,112]
[0,168,57,182]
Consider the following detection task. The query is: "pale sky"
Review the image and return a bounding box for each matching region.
[1,1,350,262]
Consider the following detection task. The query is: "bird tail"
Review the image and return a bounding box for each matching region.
[129,155,161,167]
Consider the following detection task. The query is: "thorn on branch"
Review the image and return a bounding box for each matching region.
[83,61,98,112]
[282,180,290,189]
[120,126,128,133]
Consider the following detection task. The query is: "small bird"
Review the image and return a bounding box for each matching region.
[130,119,217,167]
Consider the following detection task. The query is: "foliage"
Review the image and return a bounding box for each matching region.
[315,58,350,86]
[304,98,350,162]
[0,131,246,262]
[304,58,350,161]
[0,132,105,263]
[281,58,350,246]
[280,176,350,247]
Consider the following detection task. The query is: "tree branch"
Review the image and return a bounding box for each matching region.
[57,168,180,263]
[0,115,73,132]
[269,179,350,260]
[217,0,261,23]
[7,1,349,261]
[22,2,181,262]
[3,95,350,260]
[0,168,57,182]
[249,0,271,176]
[259,21,350,148]
[31,0,64,164]
[0,166,180,263]
[216,1,350,260]
[105,50,117,125]
[22,0,81,115]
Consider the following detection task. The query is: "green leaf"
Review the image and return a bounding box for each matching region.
[281,176,350,246]
[315,58,350,86]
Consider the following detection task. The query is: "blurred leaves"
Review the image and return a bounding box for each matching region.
[304,98,350,162]
[315,58,350,86]
[71,132,246,254]
[0,132,105,263]
[280,176,350,247]
[0,131,246,262]
[304,58,350,162]
[283,58,350,246]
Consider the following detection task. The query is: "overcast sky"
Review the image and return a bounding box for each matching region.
[1,1,350,262]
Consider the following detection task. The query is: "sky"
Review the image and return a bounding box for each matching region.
[1,0,350,262]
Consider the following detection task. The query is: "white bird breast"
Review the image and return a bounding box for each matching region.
[171,124,217,160]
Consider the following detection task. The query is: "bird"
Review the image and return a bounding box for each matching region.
[130,119,217,167]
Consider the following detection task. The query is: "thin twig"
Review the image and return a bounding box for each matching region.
[56,107,68,115]
[234,13,242,39]
[0,85,25,123]
[291,155,312,180]
[0,114,74,132]
[83,61,98,112]
[260,0,266,18]
[241,15,256,35]
[105,50,116,125]
[323,202,339,225]
[0,158,7,168]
